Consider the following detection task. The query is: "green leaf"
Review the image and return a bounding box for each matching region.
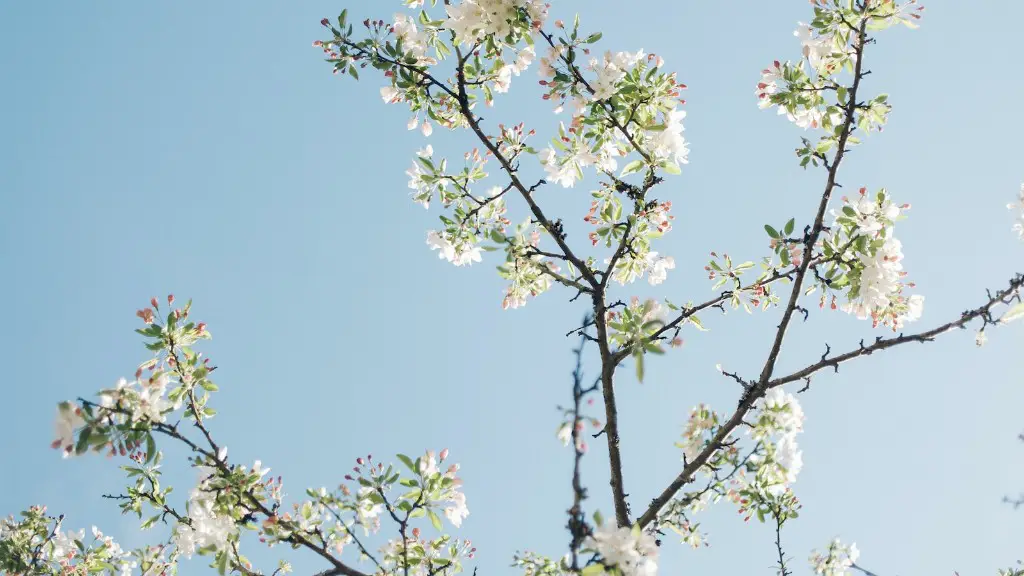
[75,427,91,455]
[146,434,157,464]
[661,162,682,175]
[784,218,795,236]
[584,32,602,44]
[397,453,417,473]
[634,352,645,383]
[593,510,604,526]
[427,508,443,531]
[141,514,161,530]
[764,225,780,239]
[620,160,644,177]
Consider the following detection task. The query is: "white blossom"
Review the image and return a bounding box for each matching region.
[647,255,675,286]
[756,61,785,109]
[392,13,436,66]
[53,402,85,457]
[762,388,805,437]
[173,466,237,559]
[810,539,860,576]
[427,230,457,263]
[380,86,402,104]
[589,50,644,101]
[795,22,834,71]
[442,490,470,527]
[646,108,689,166]
[584,523,659,576]
[445,0,546,45]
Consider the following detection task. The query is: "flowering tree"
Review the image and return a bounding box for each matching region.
[3,0,1024,575]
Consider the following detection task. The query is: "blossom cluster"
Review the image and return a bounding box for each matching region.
[498,221,559,309]
[583,523,659,576]
[172,462,241,559]
[539,46,689,187]
[586,190,677,287]
[826,188,924,329]
[677,404,719,464]
[445,0,548,46]
[809,538,860,576]
[749,388,806,497]
[0,507,135,576]
[756,2,921,171]
[606,298,668,382]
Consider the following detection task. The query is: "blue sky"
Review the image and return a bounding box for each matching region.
[1,1,1022,574]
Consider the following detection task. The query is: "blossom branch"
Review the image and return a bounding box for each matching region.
[767,273,1024,388]
[636,12,875,529]
[452,46,598,287]
[537,31,653,164]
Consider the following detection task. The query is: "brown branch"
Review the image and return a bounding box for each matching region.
[767,273,1024,388]
[593,297,631,527]
[754,17,868,387]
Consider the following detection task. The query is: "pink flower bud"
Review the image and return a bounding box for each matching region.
[167,294,174,305]
[439,448,449,461]
[356,457,365,466]
[321,18,330,26]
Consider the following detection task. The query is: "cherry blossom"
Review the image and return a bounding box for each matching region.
[52,402,85,457]
[584,523,659,576]
[809,538,860,576]
[173,466,237,559]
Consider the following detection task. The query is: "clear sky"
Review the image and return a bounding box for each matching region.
[1,1,1022,575]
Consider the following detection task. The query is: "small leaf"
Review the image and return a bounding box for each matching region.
[784,218,795,236]
[397,453,417,473]
[620,160,644,177]
[145,434,157,464]
[764,225,780,239]
[427,508,443,531]
[661,162,682,175]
